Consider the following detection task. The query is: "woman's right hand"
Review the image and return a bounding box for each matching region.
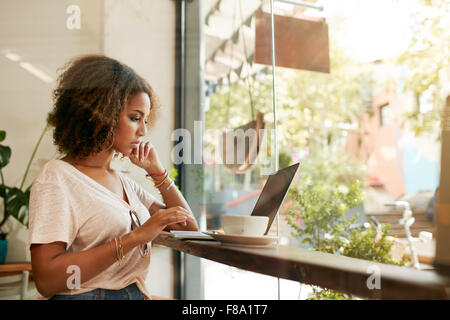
[134,206,191,244]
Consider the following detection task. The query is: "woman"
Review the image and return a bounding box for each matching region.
[29,54,198,300]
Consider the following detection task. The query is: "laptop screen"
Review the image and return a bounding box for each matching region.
[251,163,300,235]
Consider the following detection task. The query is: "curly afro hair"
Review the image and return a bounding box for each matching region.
[47,54,161,160]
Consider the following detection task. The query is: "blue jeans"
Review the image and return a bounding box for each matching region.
[49,283,145,300]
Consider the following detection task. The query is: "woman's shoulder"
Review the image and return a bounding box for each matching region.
[33,159,72,185]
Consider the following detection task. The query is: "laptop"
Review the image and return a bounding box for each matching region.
[170,162,300,240]
[251,162,300,235]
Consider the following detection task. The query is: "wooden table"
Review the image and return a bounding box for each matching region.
[0,262,32,279]
[154,233,450,300]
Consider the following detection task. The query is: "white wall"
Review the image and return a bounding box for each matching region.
[0,0,104,262]
[1,0,177,299]
[103,0,177,299]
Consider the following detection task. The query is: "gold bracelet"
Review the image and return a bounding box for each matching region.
[154,175,170,188]
[119,237,124,263]
[114,237,124,265]
[156,176,172,189]
[110,239,116,262]
[114,238,119,265]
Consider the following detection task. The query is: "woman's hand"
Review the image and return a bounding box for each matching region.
[129,141,164,174]
[134,206,194,244]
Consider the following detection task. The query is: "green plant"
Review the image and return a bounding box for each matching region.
[286,172,409,299]
[278,151,292,170]
[306,224,409,300]
[343,224,409,266]
[285,150,410,299]
[395,0,449,138]
[307,287,353,300]
[167,165,178,186]
[286,180,364,253]
[0,127,48,238]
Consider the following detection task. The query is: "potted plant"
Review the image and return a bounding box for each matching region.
[0,127,48,263]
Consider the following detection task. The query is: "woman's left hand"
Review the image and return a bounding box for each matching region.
[129,141,164,174]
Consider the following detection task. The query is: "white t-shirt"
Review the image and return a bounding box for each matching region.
[28,159,156,298]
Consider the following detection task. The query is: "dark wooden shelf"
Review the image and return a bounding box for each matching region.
[154,233,450,299]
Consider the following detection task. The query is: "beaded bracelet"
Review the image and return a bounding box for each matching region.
[145,169,167,178]
[145,170,168,183]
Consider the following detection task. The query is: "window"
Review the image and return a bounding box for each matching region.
[183,0,445,300]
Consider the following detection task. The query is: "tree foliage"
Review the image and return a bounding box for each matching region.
[286,179,364,253]
[396,0,450,137]
[206,43,374,155]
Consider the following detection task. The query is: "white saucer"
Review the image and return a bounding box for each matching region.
[203,232,278,246]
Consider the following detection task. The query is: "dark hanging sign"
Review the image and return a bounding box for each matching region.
[254,11,330,73]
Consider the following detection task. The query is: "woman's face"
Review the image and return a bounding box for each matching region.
[113,91,151,156]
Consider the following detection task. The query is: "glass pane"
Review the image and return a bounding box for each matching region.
[273,0,445,299]
[201,0,447,300]
[202,0,281,299]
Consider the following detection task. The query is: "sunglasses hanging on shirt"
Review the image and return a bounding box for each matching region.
[129,210,149,257]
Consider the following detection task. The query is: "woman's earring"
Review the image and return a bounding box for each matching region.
[113,152,126,161]
[113,151,122,160]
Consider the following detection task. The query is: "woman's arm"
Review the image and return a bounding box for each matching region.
[30,207,190,298]
[147,166,199,232]
[31,232,139,298]
[130,141,199,232]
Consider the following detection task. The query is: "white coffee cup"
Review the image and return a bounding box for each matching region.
[221,215,269,237]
